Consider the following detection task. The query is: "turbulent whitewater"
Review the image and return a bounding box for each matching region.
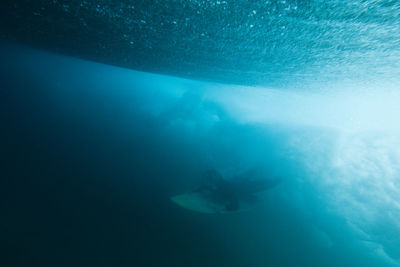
[2,1,400,266]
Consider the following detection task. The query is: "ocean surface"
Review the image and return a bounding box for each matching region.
[2,1,400,267]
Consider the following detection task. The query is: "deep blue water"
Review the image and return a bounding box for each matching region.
[2,43,400,267]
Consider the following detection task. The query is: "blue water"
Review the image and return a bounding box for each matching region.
[1,43,400,266]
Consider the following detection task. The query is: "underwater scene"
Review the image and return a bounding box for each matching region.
[1,1,400,266]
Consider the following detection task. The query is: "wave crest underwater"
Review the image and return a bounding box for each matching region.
[2,43,400,266]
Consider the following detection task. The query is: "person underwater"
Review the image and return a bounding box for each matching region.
[171,169,280,214]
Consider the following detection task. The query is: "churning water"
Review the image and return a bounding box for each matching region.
[1,1,400,266]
